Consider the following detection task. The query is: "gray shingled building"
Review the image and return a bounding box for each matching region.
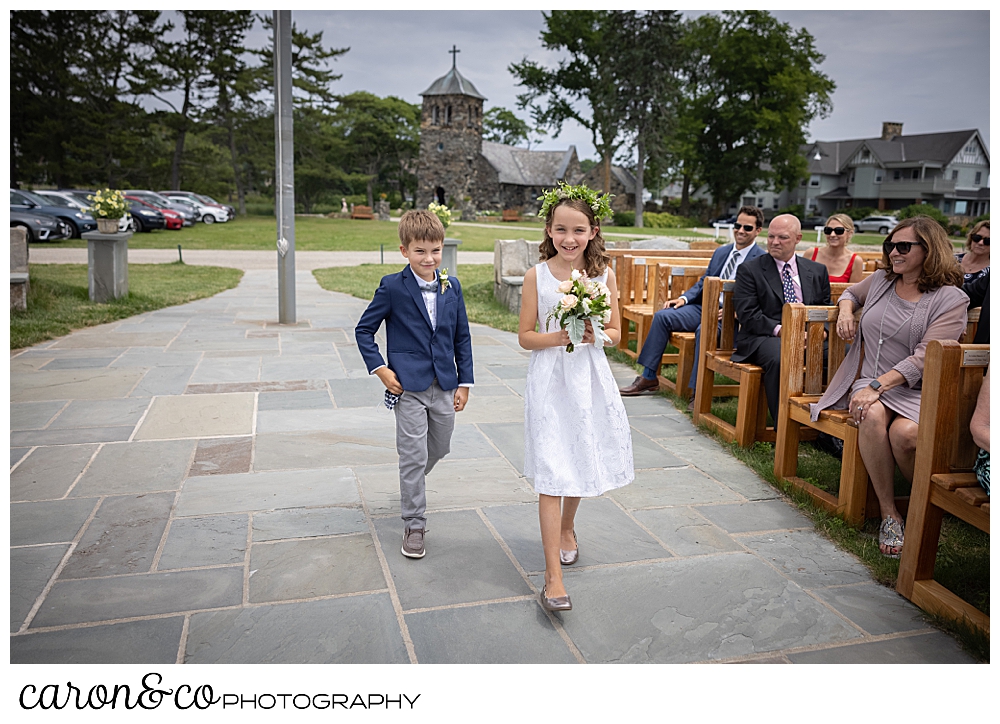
[415,59,580,214]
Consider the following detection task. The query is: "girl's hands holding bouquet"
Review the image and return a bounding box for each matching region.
[547,270,612,352]
[553,321,594,349]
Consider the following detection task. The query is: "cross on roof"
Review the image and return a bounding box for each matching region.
[449,45,460,69]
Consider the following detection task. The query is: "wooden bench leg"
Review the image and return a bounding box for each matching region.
[734,371,761,448]
[838,425,870,526]
[675,338,695,400]
[693,357,714,423]
[774,404,800,481]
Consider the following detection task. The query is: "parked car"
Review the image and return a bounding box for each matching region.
[36,189,131,232]
[126,196,183,230]
[710,214,738,226]
[123,190,196,226]
[800,215,826,229]
[10,207,71,242]
[160,190,235,220]
[855,215,899,235]
[162,194,228,224]
[10,188,97,238]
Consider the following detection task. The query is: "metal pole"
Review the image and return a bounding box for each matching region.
[274,10,296,323]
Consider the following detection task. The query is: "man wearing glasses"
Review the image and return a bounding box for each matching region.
[731,213,831,425]
[620,205,766,399]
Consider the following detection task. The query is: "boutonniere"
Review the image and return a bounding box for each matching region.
[439,269,451,295]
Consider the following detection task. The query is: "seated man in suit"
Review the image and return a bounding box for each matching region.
[733,213,831,425]
[620,205,767,397]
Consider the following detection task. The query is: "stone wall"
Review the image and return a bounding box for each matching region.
[415,93,486,210]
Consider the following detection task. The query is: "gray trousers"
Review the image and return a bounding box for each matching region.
[393,381,455,531]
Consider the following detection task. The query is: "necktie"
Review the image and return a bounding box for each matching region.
[781,263,798,304]
[720,250,739,280]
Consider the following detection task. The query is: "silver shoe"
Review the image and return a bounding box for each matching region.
[559,531,579,566]
[540,585,572,612]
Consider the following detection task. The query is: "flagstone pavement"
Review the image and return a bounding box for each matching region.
[9,269,975,664]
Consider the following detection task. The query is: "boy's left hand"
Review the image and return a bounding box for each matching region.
[454,387,469,412]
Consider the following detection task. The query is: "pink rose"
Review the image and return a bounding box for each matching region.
[559,294,578,311]
[557,279,574,294]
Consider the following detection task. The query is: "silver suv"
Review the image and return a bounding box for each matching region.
[855,216,899,235]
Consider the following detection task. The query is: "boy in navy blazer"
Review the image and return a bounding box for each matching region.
[355,210,474,559]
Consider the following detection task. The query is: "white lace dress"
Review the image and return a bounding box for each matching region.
[523,262,635,497]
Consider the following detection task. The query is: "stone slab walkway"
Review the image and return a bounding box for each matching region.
[9,269,975,664]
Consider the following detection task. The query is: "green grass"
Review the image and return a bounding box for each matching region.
[607,345,990,662]
[36,216,532,253]
[313,263,520,333]
[11,263,244,349]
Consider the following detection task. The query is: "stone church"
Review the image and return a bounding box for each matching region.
[415,58,581,215]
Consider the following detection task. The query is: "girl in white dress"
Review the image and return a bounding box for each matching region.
[519,191,634,612]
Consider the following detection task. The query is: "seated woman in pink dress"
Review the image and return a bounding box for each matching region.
[811,216,968,558]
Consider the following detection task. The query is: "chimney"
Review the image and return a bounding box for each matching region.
[881,122,903,141]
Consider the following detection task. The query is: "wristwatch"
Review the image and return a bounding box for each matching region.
[868,380,882,394]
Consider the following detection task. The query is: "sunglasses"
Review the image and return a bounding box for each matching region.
[733,224,757,232]
[970,234,990,245]
[883,240,925,255]
[823,226,847,236]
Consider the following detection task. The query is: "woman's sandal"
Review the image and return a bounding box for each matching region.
[878,517,904,558]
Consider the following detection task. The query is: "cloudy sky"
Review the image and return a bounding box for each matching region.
[231,9,989,161]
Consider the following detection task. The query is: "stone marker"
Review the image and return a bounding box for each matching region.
[82,230,132,303]
[11,226,29,311]
[442,237,462,278]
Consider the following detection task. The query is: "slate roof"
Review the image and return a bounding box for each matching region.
[481,141,577,187]
[419,67,486,100]
[806,130,984,173]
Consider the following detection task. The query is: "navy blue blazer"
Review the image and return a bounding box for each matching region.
[354,265,474,392]
[680,242,766,307]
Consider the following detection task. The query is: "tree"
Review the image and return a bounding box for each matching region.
[483,107,530,147]
[676,11,835,216]
[331,92,421,208]
[196,11,260,215]
[604,11,685,227]
[151,11,216,190]
[509,10,624,194]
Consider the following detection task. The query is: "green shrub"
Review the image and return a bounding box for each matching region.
[972,213,990,224]
[613,211,635,227]
[245,200,275,216]
[897,203,950,230]
[778,204,804,219]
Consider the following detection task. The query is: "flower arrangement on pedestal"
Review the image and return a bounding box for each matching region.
[427,202,452,229]
[87,189,129,233]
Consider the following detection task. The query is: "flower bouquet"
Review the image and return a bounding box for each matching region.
[546,269,613,352]
[87,189,129,219]
[427,202,452,228]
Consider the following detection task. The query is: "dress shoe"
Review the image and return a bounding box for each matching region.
[540,585,572,612]
[686,398,695,413]
[619,376,659,396]
[560,531,579,565]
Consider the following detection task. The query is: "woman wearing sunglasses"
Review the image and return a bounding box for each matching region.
[810,216,968,557]
[804,213,864,283]
[957,220,989,283]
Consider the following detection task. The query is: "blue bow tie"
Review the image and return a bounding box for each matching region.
[417,279,439,292]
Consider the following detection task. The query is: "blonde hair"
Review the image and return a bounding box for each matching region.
[882,216,963,292]
[538,198,610,278]
[966,219,990,251]
[398,210,445,247]
[825,213,855,234]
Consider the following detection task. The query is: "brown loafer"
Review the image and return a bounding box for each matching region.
[540,585,572,612]
[619,376,659,396]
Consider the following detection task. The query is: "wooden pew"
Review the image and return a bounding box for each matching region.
[502,209,521,222]
[618,257,709,359]
[897,340,989,633]
[773,304,871,524]
[646,264,711,400]
[350,205,374,220]
[692,277,774,447]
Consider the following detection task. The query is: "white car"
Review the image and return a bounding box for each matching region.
[163,195,229,224]
[35,190,132,232]
[855,215,899,235]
